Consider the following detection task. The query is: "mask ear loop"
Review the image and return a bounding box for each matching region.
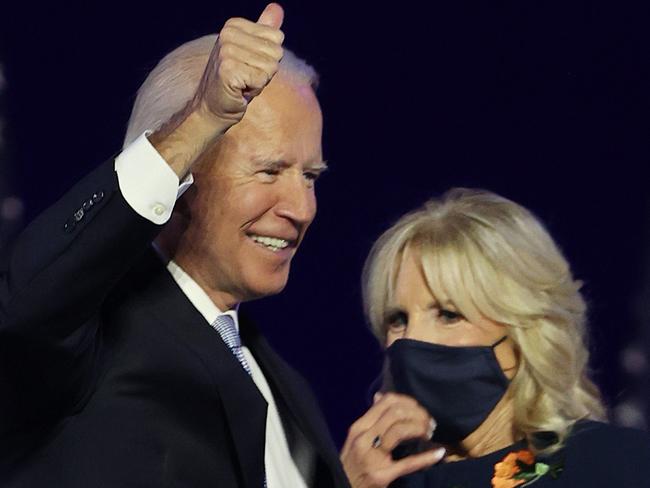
[491,335,509,349]
[491,335,518,379]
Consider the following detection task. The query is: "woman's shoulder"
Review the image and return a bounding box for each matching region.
[561,420,650,483]
[567,419,650,450]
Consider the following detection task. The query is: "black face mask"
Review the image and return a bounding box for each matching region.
[384,336,510,445]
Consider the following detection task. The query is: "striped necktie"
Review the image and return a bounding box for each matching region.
[211,314,267,487]
[211,314,252,376]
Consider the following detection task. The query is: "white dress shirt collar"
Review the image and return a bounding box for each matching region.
[152,252,309,488]
[165,259,240,331]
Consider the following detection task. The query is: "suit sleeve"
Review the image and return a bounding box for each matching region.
[0,157,164,435]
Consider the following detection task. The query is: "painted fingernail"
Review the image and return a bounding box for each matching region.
[430,447,446,462]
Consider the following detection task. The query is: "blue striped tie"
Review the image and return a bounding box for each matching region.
[211,314,267,487]
[212,314,252,376]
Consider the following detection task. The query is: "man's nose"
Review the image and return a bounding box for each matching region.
[276,174,316,225]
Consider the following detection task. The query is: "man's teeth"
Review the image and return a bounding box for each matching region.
[251,235,290,251]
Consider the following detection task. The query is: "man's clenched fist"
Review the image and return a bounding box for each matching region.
[149,3,286,177]
[194,3,285,126]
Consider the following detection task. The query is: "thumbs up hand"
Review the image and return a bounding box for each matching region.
[195,3,285,127]
[148,4,286,178]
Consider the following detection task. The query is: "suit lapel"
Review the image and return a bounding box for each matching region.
[240,316,347,487]
[133,251,268,488]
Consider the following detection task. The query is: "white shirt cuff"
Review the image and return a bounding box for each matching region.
[114,131,193,225]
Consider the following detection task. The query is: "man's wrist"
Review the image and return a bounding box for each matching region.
[148,105,233,178]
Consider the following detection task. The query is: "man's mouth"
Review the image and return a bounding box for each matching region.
[249,234,293,252]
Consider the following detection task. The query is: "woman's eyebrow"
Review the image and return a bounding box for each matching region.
[432,297,457,309]
[384,306,406,319]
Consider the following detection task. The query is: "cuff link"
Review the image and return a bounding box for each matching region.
[152,203,166,217]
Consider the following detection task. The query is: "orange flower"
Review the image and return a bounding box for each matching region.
[503,452,520,464]
[493,460,519,478]
[516,450,535,465]
[491,478,525,488]
[491,449,535,488]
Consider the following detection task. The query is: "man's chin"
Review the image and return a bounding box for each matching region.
[240,277,289,302]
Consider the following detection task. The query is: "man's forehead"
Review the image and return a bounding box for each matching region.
[248,76,321,118]
[229,94,321,137]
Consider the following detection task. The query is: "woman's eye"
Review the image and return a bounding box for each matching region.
[262,169,279,176]
[386,312,407,331]
[438,309,463,324]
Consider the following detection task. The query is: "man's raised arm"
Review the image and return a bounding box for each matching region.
[149,3,285,178]
[0,3,286,438]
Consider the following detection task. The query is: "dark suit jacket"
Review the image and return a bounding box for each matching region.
[0,158,350,487]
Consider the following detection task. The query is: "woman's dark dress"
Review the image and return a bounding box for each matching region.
[394,421,650,487]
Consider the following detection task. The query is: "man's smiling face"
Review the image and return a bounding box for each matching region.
[175,74,325,310]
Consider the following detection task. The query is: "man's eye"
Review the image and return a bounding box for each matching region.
[257,169,279,181]
[304,171,319,182]
[438,309,463,325]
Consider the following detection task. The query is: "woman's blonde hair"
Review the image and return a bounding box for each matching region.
[363,188,606,453]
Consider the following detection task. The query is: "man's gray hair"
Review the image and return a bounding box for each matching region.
[123,35,319,148]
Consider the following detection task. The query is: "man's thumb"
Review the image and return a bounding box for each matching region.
[257,3,284,29]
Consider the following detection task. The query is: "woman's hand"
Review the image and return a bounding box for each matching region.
[341,393,445,488]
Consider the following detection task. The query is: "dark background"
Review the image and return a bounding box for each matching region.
[1,0,649,446]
